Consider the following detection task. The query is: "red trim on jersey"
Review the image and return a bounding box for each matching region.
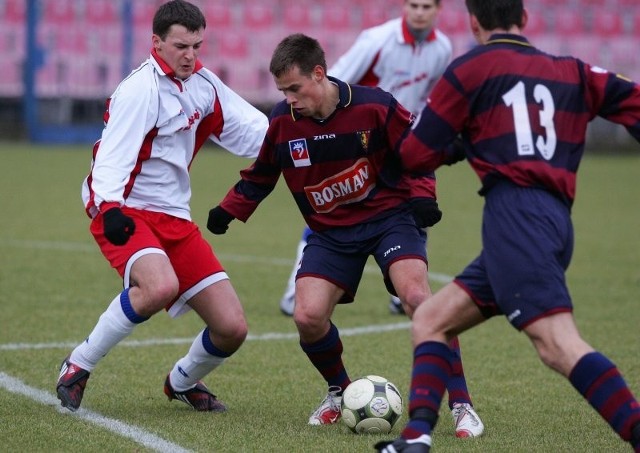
[103,98,111,124]
[193,89,224,166]
[151,48,173,74]
[401,18,437,46]
[122,127,159,200]
[151,48,204,92]
[358,52,381,87]
[210,88,224,139]
[85,140,101,216]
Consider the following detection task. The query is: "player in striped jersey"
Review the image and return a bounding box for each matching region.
[279,0,451,318]
[208,33,483,435]
[376,1,640,452]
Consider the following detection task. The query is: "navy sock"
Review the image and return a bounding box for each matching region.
[569,352,640,443]
[402,341,451,439]
[446,336,472,408]
[300,322,350,391]
[119,288,148,324]
[201,327,231,358]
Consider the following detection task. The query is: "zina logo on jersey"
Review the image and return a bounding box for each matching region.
[289,138,311,167]
[304,158,376,213]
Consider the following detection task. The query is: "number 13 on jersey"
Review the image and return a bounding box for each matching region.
[503,80,557,160]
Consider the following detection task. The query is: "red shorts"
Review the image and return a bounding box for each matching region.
[90,208,227,317]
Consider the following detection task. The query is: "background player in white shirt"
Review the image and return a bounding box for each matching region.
[279,0,452,317]
[56,0,268,413]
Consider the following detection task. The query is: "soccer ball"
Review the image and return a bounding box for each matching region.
[340,375,403,434]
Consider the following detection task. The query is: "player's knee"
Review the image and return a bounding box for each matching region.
[293,310,315,333]
[293,309,327,340]
[230,317,248,344]
[153,278,179,304]
[397,286,429,314]
[208,317,248,353]
[135,277,179,315]
[411,302,443,339]
[221,318,248,349]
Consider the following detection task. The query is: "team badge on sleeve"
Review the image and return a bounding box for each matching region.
[289,138,311,167]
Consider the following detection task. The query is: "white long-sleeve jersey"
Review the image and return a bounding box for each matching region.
[329,17,451,116]
[82,51,268,220]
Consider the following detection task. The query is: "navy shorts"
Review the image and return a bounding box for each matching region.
[455,182,574,330]
[297,210,427,303]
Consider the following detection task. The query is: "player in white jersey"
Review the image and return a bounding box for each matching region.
[56,0,268,412]
[279,0,452,317]
[329,6,451,117]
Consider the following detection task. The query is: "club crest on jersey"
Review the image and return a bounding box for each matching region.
[358,130,371,151]
[289,138,311,167]
[304,158,376,214]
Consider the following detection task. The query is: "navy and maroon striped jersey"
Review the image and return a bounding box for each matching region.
[220,77,436,231]
[401,33,640,206]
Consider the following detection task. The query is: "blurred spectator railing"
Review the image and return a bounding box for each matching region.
[1,0,638,145]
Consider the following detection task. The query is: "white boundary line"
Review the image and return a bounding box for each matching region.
[0,238,451,450]
[0,239,455,284]
[0,372,192,453]
[0,322,412,452]
[0,322,411,351]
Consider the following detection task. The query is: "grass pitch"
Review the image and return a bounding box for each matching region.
[0,141,638,452]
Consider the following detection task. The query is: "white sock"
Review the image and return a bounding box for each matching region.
[281,238,307,302]
[169,329,226,391]
[70,292,139,371]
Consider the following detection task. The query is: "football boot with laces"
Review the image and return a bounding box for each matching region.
[163,374,226,412]
[56,356,90,412]
[308,386,342,425]
[451,402,484,438]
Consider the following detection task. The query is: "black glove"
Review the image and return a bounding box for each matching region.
[207,206,235,234]
[447,135,467,165]
[410,198,442,228]
[103,207,136,245]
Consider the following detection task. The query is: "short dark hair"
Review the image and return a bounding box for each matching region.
[269,34,327,78]
[465,0,524,30]
[153,0,206,40]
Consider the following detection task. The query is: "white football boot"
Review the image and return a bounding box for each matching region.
[308,386,342,425]
[451,402,484,437]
